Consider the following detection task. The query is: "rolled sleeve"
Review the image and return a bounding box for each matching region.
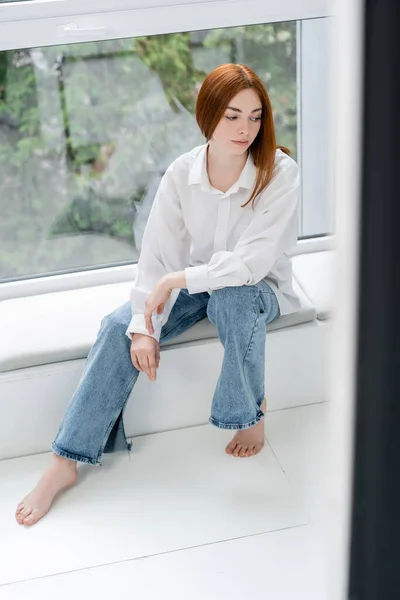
[184,264,211,294]
[126,313,163,343]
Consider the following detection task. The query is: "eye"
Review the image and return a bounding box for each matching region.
[225,115,262,122]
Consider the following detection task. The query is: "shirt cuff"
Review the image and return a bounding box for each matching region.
[184,265,211,294]
[125,313,163,343]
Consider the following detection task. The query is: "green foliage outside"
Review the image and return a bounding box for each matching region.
[0,22,297,281]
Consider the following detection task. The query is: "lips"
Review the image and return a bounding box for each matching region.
[232,140,248,144]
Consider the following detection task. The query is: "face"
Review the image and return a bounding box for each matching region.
[210,88,262,155]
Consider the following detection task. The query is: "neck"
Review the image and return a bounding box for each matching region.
[207,140,248,173]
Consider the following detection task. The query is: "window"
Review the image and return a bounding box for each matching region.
[0,1,334,291]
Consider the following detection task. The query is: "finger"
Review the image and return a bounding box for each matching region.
[144,311,154,335]
[131,354,142,371]
[143,354,156,381]
[130,346,138,369]
[137,355,149,377]
[148,355,157,381]
[157,303,164,315]
[135,355,144,372]
[143,355,153,380]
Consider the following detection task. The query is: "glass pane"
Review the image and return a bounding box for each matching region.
[0,22,297,282]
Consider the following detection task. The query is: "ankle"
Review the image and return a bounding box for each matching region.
[51,452,77,470]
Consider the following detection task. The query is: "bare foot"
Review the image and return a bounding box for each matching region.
[225,397,267,458]
[15,454,78,527]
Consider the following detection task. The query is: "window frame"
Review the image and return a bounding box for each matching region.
[0,0,334,300]
[0,0,332,29]
[298,16,335,237]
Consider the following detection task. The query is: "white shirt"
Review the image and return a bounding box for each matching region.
[125,142,301,342]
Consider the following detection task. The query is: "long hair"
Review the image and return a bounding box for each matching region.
[195,63,291,210]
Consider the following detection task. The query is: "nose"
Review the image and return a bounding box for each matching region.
[238,120,248,136]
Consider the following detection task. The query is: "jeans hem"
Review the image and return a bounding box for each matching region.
[51,442,103,467]
[208,409,265,431]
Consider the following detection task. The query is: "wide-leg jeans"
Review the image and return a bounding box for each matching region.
[52,281,280,467]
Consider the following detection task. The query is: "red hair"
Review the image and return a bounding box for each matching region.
[195,63,291,210]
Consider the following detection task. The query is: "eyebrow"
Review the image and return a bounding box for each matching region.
[226,106,263,113]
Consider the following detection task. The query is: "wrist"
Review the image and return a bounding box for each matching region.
[161,270,186,290]
[161,274,174,291]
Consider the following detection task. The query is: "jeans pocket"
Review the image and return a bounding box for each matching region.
[260,290,280,323]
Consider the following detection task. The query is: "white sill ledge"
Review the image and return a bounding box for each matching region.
[0,236,335,302]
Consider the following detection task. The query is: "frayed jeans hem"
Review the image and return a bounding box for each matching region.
[208,409,265,430]
[51,441,103,467]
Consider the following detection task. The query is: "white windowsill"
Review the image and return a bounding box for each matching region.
[0,236,335,301]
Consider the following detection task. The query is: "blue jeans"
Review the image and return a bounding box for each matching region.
[52,281,280,467]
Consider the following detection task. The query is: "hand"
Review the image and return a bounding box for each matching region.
[130,334,160,381]
[144,277,173,335]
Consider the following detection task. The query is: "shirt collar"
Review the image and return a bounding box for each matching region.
[188,143,256,194]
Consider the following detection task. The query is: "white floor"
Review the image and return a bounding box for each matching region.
[0,402,328,600]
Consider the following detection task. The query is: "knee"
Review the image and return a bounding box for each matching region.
[206,286,256,323]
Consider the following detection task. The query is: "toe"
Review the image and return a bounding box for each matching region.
[21,506,32,518]
[225,440,237,455]
[233,444,242,457]
[23,514,37,526]
[239,445,247,457]
[246,446,255,457]
[16,502,25,515]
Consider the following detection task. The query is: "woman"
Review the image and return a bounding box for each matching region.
[15,63,301,527]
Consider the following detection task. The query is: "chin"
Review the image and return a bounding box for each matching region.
[229,143,249,154]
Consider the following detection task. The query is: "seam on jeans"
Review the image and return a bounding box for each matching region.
[96,369,139,461]
[242,288,259,365]
[242,289,277,412]
[242,315,263,413]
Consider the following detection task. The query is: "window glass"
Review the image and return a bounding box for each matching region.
[0,23,297,282]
